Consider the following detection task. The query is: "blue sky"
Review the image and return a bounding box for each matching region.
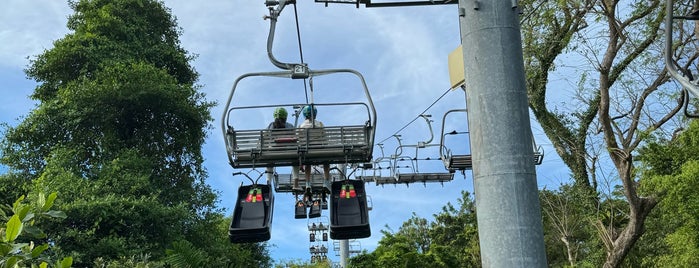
[1,0,570,263]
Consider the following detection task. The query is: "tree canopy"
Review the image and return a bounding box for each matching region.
[0,0,270,266]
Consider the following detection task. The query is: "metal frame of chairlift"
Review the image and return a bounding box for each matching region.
[333,239,363,256]
[223,77,376,169]
[364,115,455,186]
[225,0,374,243]
[438,109,544,173]
[356,143,399,185]
[665,0,699,118]
[222,0,377,170]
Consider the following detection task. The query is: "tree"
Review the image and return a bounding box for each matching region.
[520,0,696,266]
[350,191,479,268]
[633,120,699,267]
[540,184,598,267]
[0,0,268,265]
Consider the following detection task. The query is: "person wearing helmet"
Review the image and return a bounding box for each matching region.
[268,107,294,129]
[299,105,331,198]
[266,107,298,185]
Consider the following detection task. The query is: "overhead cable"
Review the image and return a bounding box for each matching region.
[377,86,452,145]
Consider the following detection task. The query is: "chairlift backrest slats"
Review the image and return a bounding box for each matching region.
[222,70,376,169]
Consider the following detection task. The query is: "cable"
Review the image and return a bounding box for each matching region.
[292,3,310,103]
[377,87,453,145]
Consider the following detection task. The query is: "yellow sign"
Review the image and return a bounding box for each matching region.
[448,45,465,89]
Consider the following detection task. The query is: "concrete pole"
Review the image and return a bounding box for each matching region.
[339,239,349,267]
[457,0,547,267]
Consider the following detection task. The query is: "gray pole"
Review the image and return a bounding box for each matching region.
[457,0,547,267]
[339,239,349,267]
[337,163,350,268]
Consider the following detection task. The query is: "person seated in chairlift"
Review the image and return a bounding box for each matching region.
[266,107,300,183]
[298,105,331,200]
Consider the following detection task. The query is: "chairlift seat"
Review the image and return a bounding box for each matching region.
[274,172,329,193]
[444,154,474,171]
[534,151,544,165]
[397,172,454,184]
[330,180,370,240]
[227,125,372,168]
[229,184,274,243]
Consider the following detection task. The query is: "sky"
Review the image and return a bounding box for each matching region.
[0,0,571,264]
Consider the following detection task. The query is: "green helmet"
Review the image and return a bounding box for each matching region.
[273,107,288,119]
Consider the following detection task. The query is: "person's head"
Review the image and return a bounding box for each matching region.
[273,107,288,120]
[302,105,318,119]
[272,107,289,128]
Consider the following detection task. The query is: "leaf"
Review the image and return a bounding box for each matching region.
[5,256,21,268]
[31,244,49,258]
[11,242,29,253]
[44,211,67,220]
[0,243,12,255]
[22,212,35,224]
[5,214,23,242]
[36,192,46,213]
[12,195,25,212]
[17,206,31,222]
[58,256,73,268]
[42,192,58,212]
[23,225,46,239]
[40,262,48,268]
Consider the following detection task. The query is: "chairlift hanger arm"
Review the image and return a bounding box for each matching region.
[418,114,434,146]
[665,0,699,100]
[439,109,467,159]
[264,0,311,78]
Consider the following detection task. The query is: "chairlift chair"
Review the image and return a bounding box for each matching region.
[222,72,377,170]
[439,109,544,172]
[387,116,455,185]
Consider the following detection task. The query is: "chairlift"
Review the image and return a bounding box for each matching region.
[222,0,377,170]
[355,143,397,185]
[228,171,275,243]
[388,116,454,185]
[439,109,544,172]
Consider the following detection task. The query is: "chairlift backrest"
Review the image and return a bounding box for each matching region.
[222,70,377,169]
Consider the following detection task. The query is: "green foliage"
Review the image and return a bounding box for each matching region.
[0,193,71,268]
[92,254,161,268]
[633,121,699,267]
[0,0,269,266]
[274,259,331,268]
[539,184,606,267]
[164,240,206,268]
[350,191,479,267]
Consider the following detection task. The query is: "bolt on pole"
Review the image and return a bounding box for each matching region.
[457,0,547,267]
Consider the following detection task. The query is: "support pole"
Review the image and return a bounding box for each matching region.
[457,0,547,267]
[339,239,349,267]
[338,163,350,268]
